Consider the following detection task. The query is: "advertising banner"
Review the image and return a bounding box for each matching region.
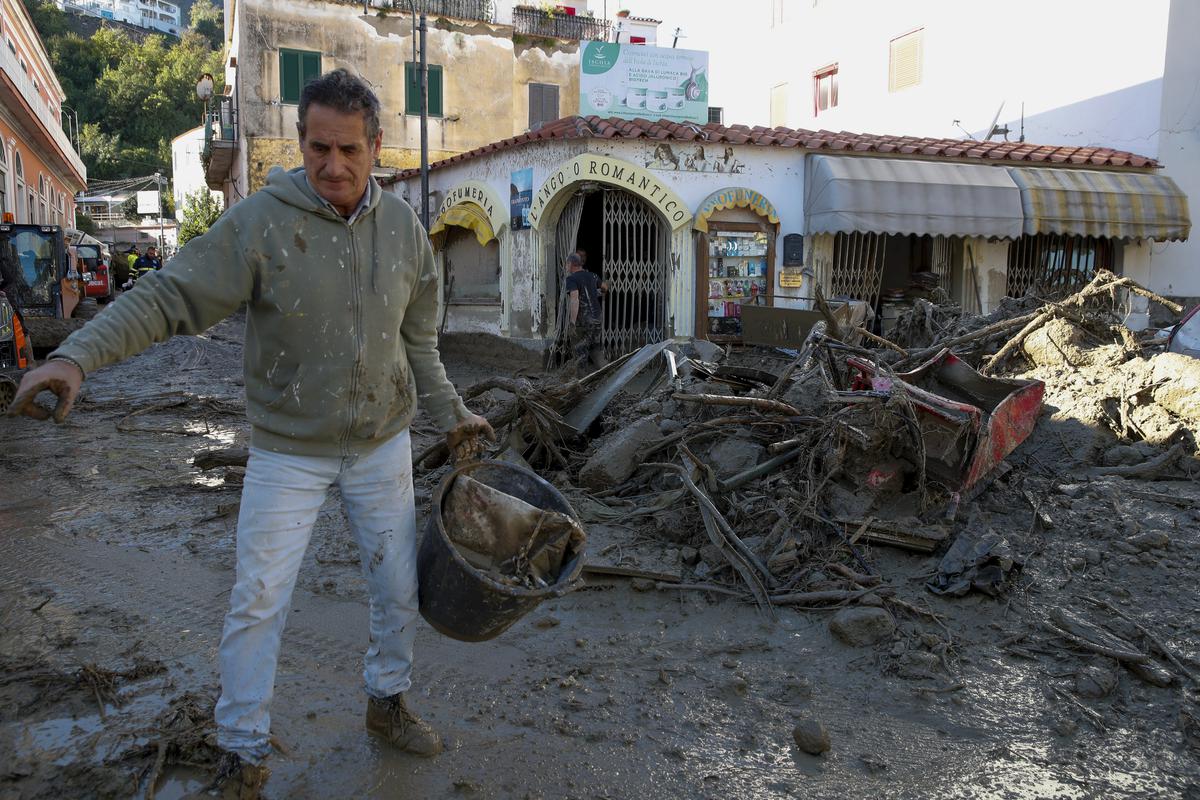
[579,41,708,124]
[510,168,533,230]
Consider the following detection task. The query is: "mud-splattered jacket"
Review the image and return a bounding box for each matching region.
[51,167,470,457]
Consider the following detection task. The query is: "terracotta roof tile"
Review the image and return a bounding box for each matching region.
[390,115,1160,180]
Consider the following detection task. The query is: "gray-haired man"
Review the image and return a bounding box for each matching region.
[9,69,494,797]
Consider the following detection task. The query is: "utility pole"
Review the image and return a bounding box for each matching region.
[402,1,430,229]
[154,173,165,255]
[419,11,428,230]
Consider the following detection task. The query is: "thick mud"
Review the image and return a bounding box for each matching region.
[2,313,1199,799]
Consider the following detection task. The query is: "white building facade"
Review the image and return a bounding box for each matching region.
[757,0,1197,300]
[57,0,181,37]
[170,124,222,221]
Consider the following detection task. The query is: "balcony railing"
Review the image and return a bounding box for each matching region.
[368,0,494,23]
[513,6,610,40]
[0,41,87,181]
[204,99,238,145]
[203,99,238,188]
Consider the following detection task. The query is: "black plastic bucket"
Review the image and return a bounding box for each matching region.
[418,460,585,642]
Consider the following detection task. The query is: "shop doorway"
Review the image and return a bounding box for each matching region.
[550,187,669,362]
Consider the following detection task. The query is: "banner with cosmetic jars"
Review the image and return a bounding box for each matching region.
[579,40,709,124]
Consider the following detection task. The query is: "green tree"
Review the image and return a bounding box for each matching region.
[21,0,68,38]
[189,0,224,51]
[27,0,225,181]
[75,213,98,236]
[178,189,223,245]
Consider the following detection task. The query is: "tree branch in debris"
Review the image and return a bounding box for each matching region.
[647,461,775,617]
[1090,442,1185,479]
[672,393,803,417]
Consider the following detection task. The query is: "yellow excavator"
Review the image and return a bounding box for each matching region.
[0,221,89,410]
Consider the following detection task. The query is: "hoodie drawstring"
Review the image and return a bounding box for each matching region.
[371,208,380,294]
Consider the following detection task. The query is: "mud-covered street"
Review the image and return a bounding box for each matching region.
[3,303,1200,800]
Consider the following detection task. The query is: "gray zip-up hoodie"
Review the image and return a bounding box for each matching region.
[51,167,470,457]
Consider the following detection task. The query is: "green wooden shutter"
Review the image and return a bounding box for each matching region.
[301,51,321,90]
[280,50,300,103]
[427,65,443,117]
[406,63,443,116]
[405,62,418,115]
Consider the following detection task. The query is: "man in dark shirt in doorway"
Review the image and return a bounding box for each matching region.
[563,253,605,373]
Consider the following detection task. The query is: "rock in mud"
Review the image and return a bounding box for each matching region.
[680,546,701,566]
[1075,662,1119,698]
[578,417,661,490]
[707,438,765,478]
[792,717,831,755]
[829,607,895,647]
[1127,660,1175,688]
[1130,530,1171,551]
[896,651,941,679]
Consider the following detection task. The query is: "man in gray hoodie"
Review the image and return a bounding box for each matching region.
[8,69,493,797]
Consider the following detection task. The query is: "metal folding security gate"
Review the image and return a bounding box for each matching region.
[930,235,953,290]
[600,190,668,356]
[830,231,886,306]
[1006,233,1114,298]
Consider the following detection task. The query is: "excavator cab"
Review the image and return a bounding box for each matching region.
[0,223,84,352]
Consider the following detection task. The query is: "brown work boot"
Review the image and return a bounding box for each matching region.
[365,693,443,756]
[195,751,269,800]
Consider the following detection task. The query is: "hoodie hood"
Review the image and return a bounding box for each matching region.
[263,166,386,291]
[261,166,382,221]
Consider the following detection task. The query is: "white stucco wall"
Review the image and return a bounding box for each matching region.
[392,138,804,342]
[762,0,1172,156]
[170,126,223,222]
[1145,0,1200,297]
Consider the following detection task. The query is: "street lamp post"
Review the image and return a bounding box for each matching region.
[60,104,80,152]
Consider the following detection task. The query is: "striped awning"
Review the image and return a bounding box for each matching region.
[805,155,1025,238]
[1008,167,1190,241]
[429,201,497,250]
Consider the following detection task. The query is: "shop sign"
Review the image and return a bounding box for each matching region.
[693,187,779,232]
[438,182,497,222]
[528,154,692,231]
[579,41,708,124]
[434,180,507,240]
[779,267,805,288]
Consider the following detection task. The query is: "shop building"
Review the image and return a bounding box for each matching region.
[389,115,1189,355]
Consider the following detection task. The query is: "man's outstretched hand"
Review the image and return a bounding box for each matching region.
[7,359,83,423]
[445,413,496,464]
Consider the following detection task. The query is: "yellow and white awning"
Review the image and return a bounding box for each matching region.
[429,201,497,250]
[1008,167,1190,241]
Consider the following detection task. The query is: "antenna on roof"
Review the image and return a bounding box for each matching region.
[1019,102,1025,143]
[672,27,684,47]
[983,101,1005,141]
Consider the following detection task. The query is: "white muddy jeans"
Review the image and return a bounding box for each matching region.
[214,430,419,763]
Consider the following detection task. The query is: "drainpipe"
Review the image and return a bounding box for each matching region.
[402,1,430,229]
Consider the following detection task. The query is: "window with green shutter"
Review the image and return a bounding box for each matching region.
[280,48,321,104]
[405,62,443,117]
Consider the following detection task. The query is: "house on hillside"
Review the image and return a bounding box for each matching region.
[0,0,87,226]
[388,116,1189,353]
[54,0,182,37]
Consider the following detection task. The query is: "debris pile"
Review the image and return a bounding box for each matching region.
[420,270,1200,621]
